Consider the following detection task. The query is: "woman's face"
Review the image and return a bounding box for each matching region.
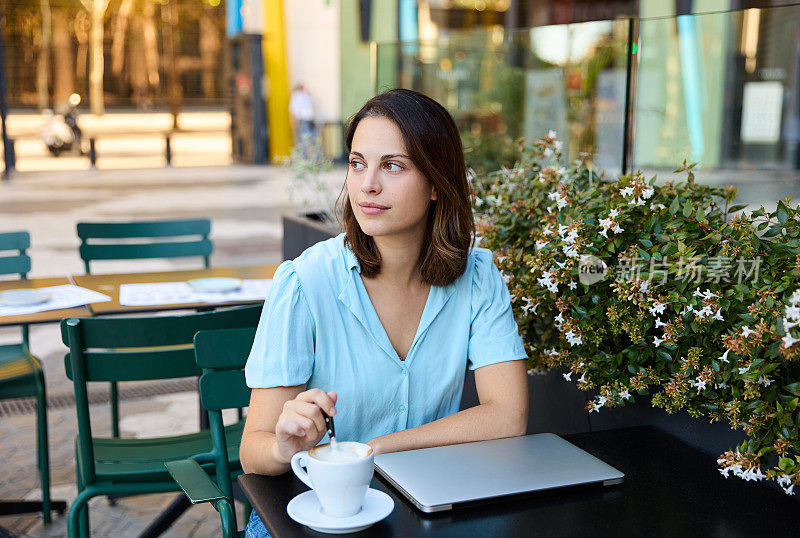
[346,116,437,242]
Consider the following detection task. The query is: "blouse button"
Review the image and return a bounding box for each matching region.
[401,369,407,376]
[398,404,407,412]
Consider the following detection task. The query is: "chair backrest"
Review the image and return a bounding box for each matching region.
[0,231,31,278]
[193,326,258,506]
[76,219,213,273]
[61,304,262,485]
[194,327,257,412]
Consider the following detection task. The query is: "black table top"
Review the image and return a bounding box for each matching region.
[238,426,800,537]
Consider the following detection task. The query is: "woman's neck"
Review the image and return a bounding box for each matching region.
[370,233,425,288]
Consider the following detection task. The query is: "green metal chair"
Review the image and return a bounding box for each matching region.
[165,326,258,538]
[76,218,213,438]
[0,231,65,523]
[60,304,261,538]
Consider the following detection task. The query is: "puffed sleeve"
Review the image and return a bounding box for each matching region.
[245,260,315,388]
[467,250,528,370]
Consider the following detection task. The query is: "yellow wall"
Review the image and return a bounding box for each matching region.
[263,0,292,160]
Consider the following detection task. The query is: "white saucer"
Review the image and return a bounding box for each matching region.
[186,277,242,293]
[0,289,52,306]
[286,488,394,534]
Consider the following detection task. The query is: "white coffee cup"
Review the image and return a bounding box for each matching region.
[290,441,375,518]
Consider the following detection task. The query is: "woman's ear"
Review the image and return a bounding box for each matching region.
[431,186,438,201]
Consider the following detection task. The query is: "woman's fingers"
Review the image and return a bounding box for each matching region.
[297,388,337,416]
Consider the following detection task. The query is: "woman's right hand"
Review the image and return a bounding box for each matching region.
[273,388,338,464]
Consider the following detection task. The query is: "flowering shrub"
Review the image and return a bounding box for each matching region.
[473,132,800,494]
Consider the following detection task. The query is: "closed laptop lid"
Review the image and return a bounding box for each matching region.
[374,433,624,512]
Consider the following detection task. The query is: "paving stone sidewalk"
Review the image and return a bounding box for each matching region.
[0,163,344,537]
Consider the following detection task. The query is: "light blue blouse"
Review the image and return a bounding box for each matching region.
[244,233,526,444]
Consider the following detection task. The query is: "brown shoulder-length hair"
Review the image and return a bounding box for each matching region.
[338,89,474,287]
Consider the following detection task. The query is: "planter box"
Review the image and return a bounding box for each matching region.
[282,212,340,261]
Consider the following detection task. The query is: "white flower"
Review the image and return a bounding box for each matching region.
[682,305,695,315]
[577,373,587,384]
[563,245,580,258]
[536,240,549,250]
[653,335,664,347]
[612,224,624,234]
[741,326,755,338]
[563,371,572,381]
[649,302,666,316]
[568,281,577,290]
[757,376,773,387]
[778,476,792,487]
[784,318,800,330]
[738,365,750,375]
[522,298,538,315]
[719,468,731,479]
[718,349,730,363]
[609,208,620,218]
[555,141,564,152]
[639,280,650,293]
[713,309,725,321]
[693,288,704,297]
[696,305,713,319]
[563,230,579,245]
[702,289,718,299]
[642,187,655,199]
[556,167,567,177]
[547,129,557,138]
[783,334,799,348]
[785,484,795,496]
[652,203,666,210]
[544,147,554,157]
[554,312,564,327]
[542,224,554,236]
[599,217,613,229]
[790,290,800,305]
[619,389,631,400]
[620,186,634,197]
[716,382,730,389]
[599,228,609,239]
[654,318,666,329]
[500,272,511,284]
[694,378,706,391]
[565,330,582,347]
[597,395,608,407]
[555,261,566,269]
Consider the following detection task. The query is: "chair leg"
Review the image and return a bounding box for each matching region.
[34,370,52,524]
[68,488,93,538]
[75,465,89,537]
[110,381,120,438]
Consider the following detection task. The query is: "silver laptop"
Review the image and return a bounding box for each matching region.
[373,433,624,513]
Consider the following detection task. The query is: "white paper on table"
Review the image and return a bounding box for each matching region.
[119,279,271,306]
[0,284,112,317]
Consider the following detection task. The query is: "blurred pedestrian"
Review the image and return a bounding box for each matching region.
[289,84,317,145]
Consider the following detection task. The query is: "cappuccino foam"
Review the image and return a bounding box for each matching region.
[310,441,371,463]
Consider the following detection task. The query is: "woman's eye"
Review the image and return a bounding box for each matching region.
[385,162,403,172]
[349,160,365,171]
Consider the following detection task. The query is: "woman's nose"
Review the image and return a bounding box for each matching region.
[361,168,381,194]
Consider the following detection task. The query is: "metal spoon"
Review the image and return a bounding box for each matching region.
[321,408,339,451]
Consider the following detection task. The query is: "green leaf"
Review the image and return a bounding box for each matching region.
[682,201,693,218]
[777,201,789,225]
[640,239,653,248]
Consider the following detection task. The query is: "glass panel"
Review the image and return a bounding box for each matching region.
[633,5,800,206]
[377,20,630,175]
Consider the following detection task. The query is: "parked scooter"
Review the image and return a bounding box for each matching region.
[40,93,84,156]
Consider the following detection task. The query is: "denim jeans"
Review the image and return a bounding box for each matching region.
[245,510,272,538]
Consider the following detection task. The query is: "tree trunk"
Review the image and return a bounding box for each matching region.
[37,0,52,111]
[162,0,181,129]
[52,8,75,106]
[88,0,106,115]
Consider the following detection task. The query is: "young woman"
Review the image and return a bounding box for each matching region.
[241,89,528,536]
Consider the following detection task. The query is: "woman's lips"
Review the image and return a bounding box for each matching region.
[359,203,389,215]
